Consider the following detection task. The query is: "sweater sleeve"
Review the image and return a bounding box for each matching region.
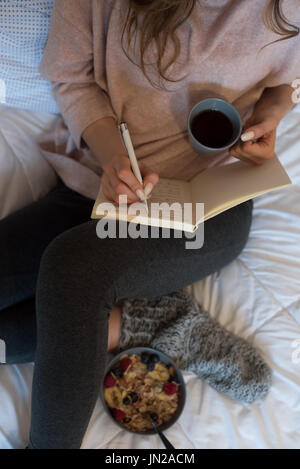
[39,0,117,149]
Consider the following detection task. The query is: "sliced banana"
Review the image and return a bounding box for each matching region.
[156,391,174,401]
[104,386,123,408]
[149,363,170,382]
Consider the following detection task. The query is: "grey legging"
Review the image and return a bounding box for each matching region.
[0,181,253,449]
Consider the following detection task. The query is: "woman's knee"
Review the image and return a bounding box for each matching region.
[234,199,253,249]
[203,198,253,269]
[223,199,253,259]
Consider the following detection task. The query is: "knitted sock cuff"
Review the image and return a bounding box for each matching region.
[119,289,193,351]
[151,299,208,369]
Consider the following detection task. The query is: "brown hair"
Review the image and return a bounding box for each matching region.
[120,0,300,89]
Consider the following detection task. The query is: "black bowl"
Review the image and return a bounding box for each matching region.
[100,347,186,435]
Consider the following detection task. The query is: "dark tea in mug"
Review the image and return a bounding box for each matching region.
[191,110,234,149]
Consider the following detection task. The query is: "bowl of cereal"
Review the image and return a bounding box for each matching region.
[100,347,186,435]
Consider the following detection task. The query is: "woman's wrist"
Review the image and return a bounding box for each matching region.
[82,117,127,167]
[253,85,295,123]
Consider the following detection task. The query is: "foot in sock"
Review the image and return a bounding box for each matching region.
[119,290,189,350]
[119,290,272,404]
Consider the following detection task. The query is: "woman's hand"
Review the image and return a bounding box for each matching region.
[229,112,280,165]
[101,153,159,204]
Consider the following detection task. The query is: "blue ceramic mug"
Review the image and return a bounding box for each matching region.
[187,97,242,157]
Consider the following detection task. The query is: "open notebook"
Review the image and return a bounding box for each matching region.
[92,154,292,233]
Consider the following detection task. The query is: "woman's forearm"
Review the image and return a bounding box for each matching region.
[82,117,127,166]
[253,84,296,122]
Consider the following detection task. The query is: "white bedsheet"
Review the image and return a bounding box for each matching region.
[0,104,300,449]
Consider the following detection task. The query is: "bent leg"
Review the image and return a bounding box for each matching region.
[0,181,95,364]
[29,200,253,448]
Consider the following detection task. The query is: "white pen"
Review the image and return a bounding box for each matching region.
[118,122,149,215]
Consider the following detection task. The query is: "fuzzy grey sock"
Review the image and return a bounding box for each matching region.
[119,290,272,404]
[151,294,272,403]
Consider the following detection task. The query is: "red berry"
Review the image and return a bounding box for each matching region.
[104,375,116,388]
[113,409,126,422]
[163,383,177,395]
[121,358,132,372]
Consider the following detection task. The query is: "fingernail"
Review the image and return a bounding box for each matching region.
[136,189,147,201]
[241,131,255,142]
[144,183,154,197]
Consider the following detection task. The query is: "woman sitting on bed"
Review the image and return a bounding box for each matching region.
[0,0,299,449]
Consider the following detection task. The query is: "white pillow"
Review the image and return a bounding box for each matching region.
[0,0,58,113]
[0,106,58,219]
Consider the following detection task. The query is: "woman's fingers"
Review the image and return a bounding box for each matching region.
[230,116,278,165]
[102,155,159,204]
[229,146,265,165]
[140,165,160,197]
[114,156,147,200]
[107,167,139,203]
[241,116,279,142]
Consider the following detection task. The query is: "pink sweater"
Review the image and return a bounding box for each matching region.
[39,0,300,199]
